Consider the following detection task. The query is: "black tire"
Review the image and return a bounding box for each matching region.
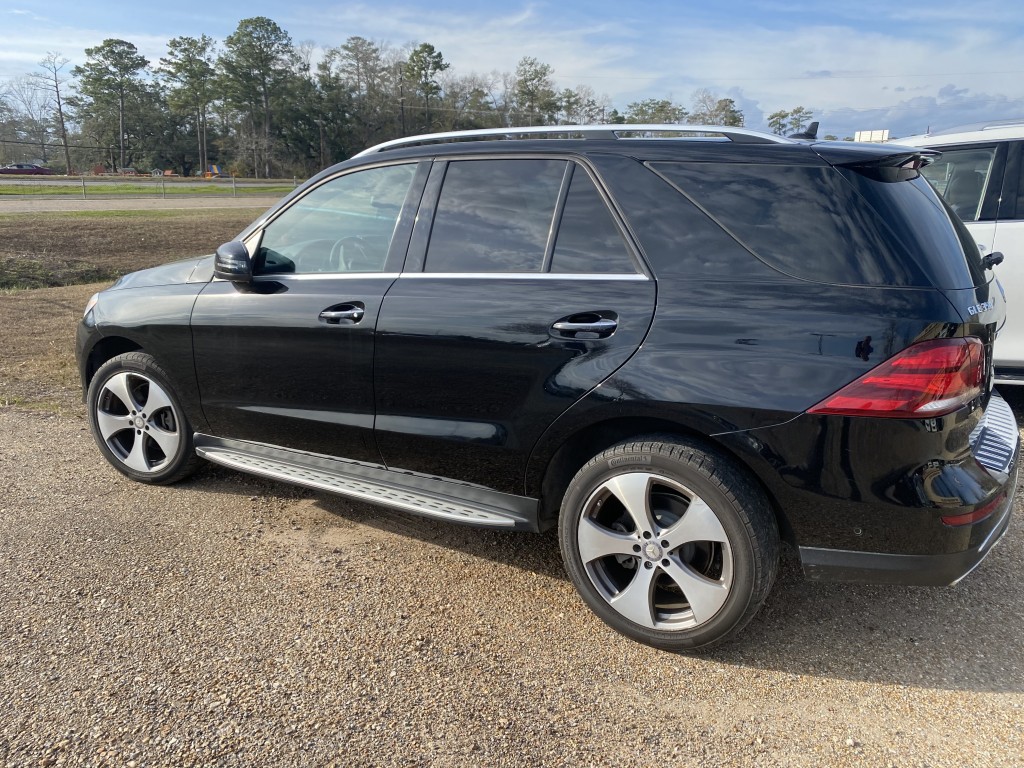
[558,436,779,651]
[86,351,201,485]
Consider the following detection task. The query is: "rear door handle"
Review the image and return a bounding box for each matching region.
[319,302,365,324]
[552,319,618,334]
[551,313,618,339]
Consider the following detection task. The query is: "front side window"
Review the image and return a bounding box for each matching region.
[255,163,416,275]
[919,146,996,222]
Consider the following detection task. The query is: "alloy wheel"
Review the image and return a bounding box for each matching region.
[94,371,182,474]
[577,472,734,630]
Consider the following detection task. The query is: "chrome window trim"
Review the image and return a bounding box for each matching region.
[250,272,402,282]
[412,154,649,278]
[397,272,650,281]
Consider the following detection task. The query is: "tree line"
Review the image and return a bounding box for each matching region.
[0,16,818,178]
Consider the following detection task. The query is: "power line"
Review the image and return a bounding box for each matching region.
[0,137,111,150]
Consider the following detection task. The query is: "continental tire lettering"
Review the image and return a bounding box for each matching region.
[608,455,653,468]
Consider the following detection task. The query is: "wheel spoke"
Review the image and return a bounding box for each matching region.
[95,410,130,441]
[122,433,151,472]
[102,372,140,412]
[146,424,180,459]
[602,473,655,534]
[577,517,638,563]
[661,559,730,624]
[608,564,659,628]
[661,496,728,550]
[142,380,174,416]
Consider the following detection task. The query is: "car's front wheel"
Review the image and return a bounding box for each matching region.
[87,352,200,484]
[558,437,779,651]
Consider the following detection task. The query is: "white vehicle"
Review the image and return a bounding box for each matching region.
[891,120,1024,382]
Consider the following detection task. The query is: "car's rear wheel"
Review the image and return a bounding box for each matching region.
[558,437,779,651]
[87,352,200,484]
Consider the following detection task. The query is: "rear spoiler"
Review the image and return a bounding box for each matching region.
[813,144,941,182]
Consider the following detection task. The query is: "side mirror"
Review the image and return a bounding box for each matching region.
[982,251,1004,271]
[214,241,252,283]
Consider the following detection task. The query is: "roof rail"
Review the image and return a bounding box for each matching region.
[353,124,795,157]
[926,118,1024,136]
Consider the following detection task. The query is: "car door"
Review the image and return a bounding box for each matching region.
[921,143,1024,372]
[373,156,657,495]
[191,160,427,463]
[988,141,1024,370]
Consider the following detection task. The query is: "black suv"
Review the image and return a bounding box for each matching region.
[76,125,1019,651]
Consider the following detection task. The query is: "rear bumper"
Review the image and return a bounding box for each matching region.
[799,484,1015,585]
[798,391,1019,586]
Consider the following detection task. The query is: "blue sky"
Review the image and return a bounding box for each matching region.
[3,0,1024,139]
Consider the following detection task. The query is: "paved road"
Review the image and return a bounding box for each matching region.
[0,405,1022,766]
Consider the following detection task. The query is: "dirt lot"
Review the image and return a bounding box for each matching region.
[1,208,1023,766]
[0,207,267,290]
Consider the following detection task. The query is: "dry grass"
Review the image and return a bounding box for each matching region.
[0,207,264,412]
[0,283,95,413]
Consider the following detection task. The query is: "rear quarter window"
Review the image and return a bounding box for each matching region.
[649,161,980,289]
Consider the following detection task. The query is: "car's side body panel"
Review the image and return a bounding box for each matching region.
[374,274,656,494]
[190,275,397,463]
[77,282,208,431]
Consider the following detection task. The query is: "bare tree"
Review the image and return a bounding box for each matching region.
[7,75,52,163]
[31,53,74,172]
[688,88,744,126]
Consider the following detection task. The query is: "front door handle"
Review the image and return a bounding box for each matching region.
[319,302,365,325]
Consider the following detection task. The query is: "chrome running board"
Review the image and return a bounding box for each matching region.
[194,434,537,530]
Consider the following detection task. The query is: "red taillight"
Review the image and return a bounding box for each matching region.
[808,337,985,419]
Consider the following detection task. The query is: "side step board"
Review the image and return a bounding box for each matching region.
[194,434,538,531]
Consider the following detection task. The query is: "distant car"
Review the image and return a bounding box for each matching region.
[0,163,55,175]
[891,120,1024,383]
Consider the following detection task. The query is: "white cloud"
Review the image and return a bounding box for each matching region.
[6,8,48,23]
[280,3,1024,136]
[2,0,1022,140]
[286,3,661,99]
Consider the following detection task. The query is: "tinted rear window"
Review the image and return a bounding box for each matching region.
[843,172,987,289]
[425,159,565,272]
[650,161,981,289]
[550,168,637,274]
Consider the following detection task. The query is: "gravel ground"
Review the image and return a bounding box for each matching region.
[1,407,1022,767]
